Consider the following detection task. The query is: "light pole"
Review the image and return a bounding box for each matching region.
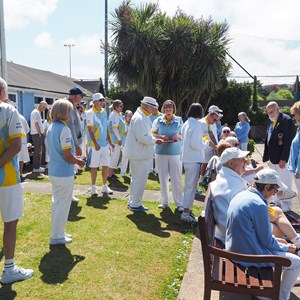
[0,0,8,82]
[104,0,108,94]
[64,43,75,78]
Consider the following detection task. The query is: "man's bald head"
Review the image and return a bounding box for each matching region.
[266,101,279,120]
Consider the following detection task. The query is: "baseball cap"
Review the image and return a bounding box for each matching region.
[254,169,287,191]
[69,87,87,97]
[220,147,249,164]
[92,93,105,102]
[140,96,159,107]
[208,105,223,117]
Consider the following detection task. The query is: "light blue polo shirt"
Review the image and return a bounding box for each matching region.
[47,120,75,177]
[152,115,183,155]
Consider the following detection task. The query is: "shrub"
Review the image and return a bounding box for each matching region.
[247,108,268,126]
[247,138,256,155]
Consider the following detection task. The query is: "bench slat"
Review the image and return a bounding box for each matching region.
[212,256,223,282]
[224,258,235,284]
[258,267,274,288]
[235,264,248,287]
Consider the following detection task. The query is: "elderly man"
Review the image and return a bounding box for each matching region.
[124,96,162,211]
[226,169,300,300]
[263,101,296,211]
[30,100,48,172]
[0,77,34,283]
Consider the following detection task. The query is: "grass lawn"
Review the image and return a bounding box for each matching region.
[0,193,200,299]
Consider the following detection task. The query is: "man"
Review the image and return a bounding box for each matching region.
[199,105,223,182]
[0,77,34,283]
[107,100,125,181]
[124,96,162,211]
[30,100,48,172]
[86,93,113,196]
[263,101,296,211]
[226,169,300,300]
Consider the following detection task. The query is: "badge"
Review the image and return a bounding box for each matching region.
[278,133,283,138]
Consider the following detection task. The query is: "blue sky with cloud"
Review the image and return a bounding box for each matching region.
[3,0,300,85]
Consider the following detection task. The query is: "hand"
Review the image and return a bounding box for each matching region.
[295,173,300,179]
[208,141,216,149]
[172,134,180,142]
[95,143,100,151]
[75,146,82,156]
[117,140,122,146]
[279,160,286,169]
[287,243,297,253]
[156,139,164,145]
[276,237,288,244]
[161,135,169,141]
[256,166,264,172]
[77,159,85,169]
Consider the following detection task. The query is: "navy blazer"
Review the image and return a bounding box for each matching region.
[263,112,296,164]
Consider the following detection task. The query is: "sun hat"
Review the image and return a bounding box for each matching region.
[140,96,159,108]
[254,169,287,191]
[220,147,249,164]
[92,93,105,102]
[208,105,223,117]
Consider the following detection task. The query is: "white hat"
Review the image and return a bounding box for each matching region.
[224,136,239,146]
[254,169,287,191]
[141,96,159,107]
[92,93,105,102]
[220,147,249,164]
[208,105,223,117]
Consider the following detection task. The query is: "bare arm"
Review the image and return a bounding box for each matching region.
[62,149,85,168]
[0,137,21,167]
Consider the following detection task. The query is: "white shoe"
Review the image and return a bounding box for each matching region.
[176,206,184,212]
[158,203,169,209]
[101,185,113,194]
[0,266,34,284]
[91,185,98,196]
[49,236,72,245]
[72,196,79,202]
[181,213,198,223]
[65,233,72,238]
[33,167,45,173]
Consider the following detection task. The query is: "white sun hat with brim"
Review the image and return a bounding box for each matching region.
[254,169,287,191]
[140,96,159,108]
[208,105,223,118]
[220,147,249,164]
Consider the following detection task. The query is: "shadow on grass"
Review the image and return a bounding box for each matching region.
[126,211,171,238]
[0,284,17,300]
[68,202,85,222]
[86,194,111,210]
[39,245,85,284]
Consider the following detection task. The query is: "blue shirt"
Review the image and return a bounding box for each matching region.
[226,188,288,267]
[152,115,182,155]
[47,120,75,177]
[234,121,250,143]
[288,125,300,174]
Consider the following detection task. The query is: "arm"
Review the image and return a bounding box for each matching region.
[87,126,100,151]
[0,137,21,167]
[237,122,250,141]
[63,149,85,167]
[190,123,205,151]
[66,110,80,148]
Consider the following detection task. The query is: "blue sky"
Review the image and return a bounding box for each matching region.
[3,0,300,85]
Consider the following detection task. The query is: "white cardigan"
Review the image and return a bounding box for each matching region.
[123,107,155,160]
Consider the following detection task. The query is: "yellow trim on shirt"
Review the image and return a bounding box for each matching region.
[10,133,23,139]
[268,205,276,216]
[62,146,72,150]
[141,107,151,116]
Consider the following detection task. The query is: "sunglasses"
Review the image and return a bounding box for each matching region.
[234,143,240,146]
[223,130,230,133]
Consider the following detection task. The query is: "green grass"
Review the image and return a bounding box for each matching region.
[0,193,200,299]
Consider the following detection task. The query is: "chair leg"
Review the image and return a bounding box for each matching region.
[203,287,211,300]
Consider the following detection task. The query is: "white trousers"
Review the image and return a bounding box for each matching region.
[49,176,74,239]
[182,163,201,210]
[279,251,300,300]
[109,144,121,169]
[129,159,151,207]
[155,154,183,207]
[269,162,294,192]
[120,154,129,175]
[240,142,248,151]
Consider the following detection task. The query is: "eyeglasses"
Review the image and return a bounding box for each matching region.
[234,143,240,147]
[271,185,279,194]
[100,99,105,102]
[223,130,230,134]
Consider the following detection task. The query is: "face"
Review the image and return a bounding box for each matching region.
[70,94,83,105]
[238,115,245,122]
[125,113,132,123]
[208,113,219,124]
[222,129,230,138]
[228,156,248,175]
[93,100,103,110]
[266,104,279,120]
[164,105,174,116]
[262,184,279,200]
[115,103,123,113]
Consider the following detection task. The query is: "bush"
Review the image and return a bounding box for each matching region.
[281,106,292,117]
[247,108,268,126]
[247,138,255,155]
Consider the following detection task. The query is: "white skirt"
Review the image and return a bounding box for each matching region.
[18,143,30,162]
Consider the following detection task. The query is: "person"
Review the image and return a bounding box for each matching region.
[86,93,113,196]
[43,109,52,164]
[107,100,125,181]
[288,101,300,203]
[181,103,205,222]
[226,169,300,300]
[124,96,162,211]
[18,113,30,178]
[30,100,48,172]
[120,110,133,177]
[152,100,183,211]
[0,77,34,283]
[78,101,88,160]
[263,101,297,211]
[218,126,231,142]
[199,105,223,182]
[234,111,251,151]
[47,99,85,245]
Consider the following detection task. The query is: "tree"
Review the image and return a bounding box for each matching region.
[108,1,230,115]
[266,91,283,101]
[276,89,294,100]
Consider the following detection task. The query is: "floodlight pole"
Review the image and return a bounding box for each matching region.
[64,44,76,78]
[0,0,8,82]
[104,0,108,94]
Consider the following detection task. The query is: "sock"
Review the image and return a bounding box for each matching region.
[4,258,15,273]
[292,235,300,248]
[199,175,204,182]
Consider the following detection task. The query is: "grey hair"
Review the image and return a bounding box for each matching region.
[0,77,7,91]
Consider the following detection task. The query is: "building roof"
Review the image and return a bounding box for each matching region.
[74,79,106,96]
[1,62,92,96]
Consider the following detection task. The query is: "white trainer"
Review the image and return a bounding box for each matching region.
[49,236,72,245]
[101,184,113,194]
[32,167,45,173]
[91,185,98,196]
[158,203,169,209]
[72,196,79,202]
[0,265,34,284]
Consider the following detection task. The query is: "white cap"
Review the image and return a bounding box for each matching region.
[208,105,223,117]
[254,169,287,191]
[220,147,249,164]
[141,96,159,107]
[224,136,239,146]
[92,93,105,101]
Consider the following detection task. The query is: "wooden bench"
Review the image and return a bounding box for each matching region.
[198,186,291,300]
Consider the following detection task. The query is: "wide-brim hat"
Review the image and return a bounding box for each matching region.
[140,96,159,108]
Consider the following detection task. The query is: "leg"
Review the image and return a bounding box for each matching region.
[90,168,98,185]
[200,163,207,177]
[120,151,129,176]
[169,155,183,208]
[108,144,121,177]
[156,154,170,206]
[3,220,18,259]
[32,134,42,169]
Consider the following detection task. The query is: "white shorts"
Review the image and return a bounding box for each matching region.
[0,184,24,222]
[88,146,109,168]
[18,143,30,162]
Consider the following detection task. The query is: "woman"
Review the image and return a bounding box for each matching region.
[43,109,52,164]
[47,99,85,245]
[219,126,231,142]
[288,101,300,199]
[152,100,183,211]
[234,112,251,151]
[181,103,205,223]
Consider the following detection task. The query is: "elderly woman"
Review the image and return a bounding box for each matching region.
[152,100,183,211]
[219,126,231,142]
[47,99,85,245]
[181,103,205,223]
[234,112,251,151]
